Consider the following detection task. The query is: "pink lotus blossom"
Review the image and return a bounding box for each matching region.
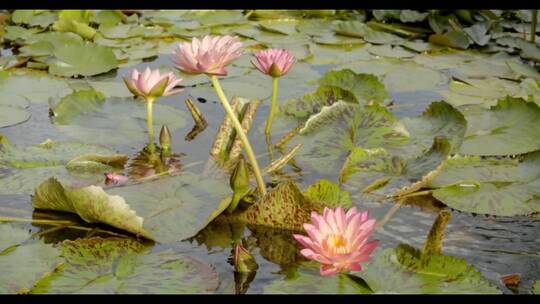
[293,207,379,276]
[104,173,129,185]
[171,35,243,76]
[123,67,183,100]
[252,48,295,77]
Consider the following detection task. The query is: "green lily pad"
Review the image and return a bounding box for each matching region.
[0,71,72,105]
[3,25,42,42]
[359,245,500,294]
[534,281,540,294]
[33,177,151,239]
[382,63,449,93]
[397,101,466,158]
[0,105,30,128]
[182,10,246,27]
[430,152,540,216]
[31,237,219,294]
[51,91,188,146]
[52,13,96,40]
[32,171,232,242]
[0,224,63,294]
[98,23,164,39]
[460,97,540,156]
[367,44,415,58]
[47,40,118,77]
[294,101,409,173]
[340,137,451,197]
[429,31,471,50]
[264,268,372,294]
[0,223,32,252]
[306,43,373,65]
[281,85,358,119]
[317,69,390,104]
[303,179,352,208]
[506,59,540,80]
[0,136,125,194]
[258,19,298,35]
[239,182,320,231]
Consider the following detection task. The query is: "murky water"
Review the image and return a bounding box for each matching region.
[1,53,539,294]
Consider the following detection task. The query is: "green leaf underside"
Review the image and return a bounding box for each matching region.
[32,172,232,242]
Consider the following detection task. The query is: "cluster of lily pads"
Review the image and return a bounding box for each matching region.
[0,10,539,294]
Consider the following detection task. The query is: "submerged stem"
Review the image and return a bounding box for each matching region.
[0,216,74,225]
[210,75,267,196]
[265,77,279,136]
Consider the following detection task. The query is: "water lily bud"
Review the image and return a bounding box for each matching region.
[227,156,250,213]
[159,125,171,150]
[233,243,258,273]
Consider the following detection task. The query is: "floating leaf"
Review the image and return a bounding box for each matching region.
[303,179,352,208]
[341,137,451,197]
[429,31,471,50]
[239,182,319,231]
[47,40,118,77]
[0,223,31,252]
[430,152,540,216]
[32,172,232,242]
[0,137,122,195]
[359,246,500,294]
[31,237,219,294]
[0,224,62,294]
[318,69,390,104]
[264,268,372,294]
[398,101,466,158]
[52,11,96,40]
[463,22,491,46]
[0,71,72,105]
[295,101,409,173]
[281,85,358,119]
[51,92,188,146]
[460,97,540,156]
[258,20,298,35]
[367,44,415,58]
[0,105,30,128]
[32,178,152,239]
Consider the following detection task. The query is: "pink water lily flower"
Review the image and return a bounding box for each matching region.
[252,48,295,77]
[123,67,183,100]
[293,207,379,276]
[171,35,243,76]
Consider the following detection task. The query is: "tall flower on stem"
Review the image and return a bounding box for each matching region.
[123,67,183,142]
[251,48,295,136]
[293,207,379,276]
[172,35,267,196]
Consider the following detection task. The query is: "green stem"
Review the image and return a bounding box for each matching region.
[0,216,74,225]
[146,98,155,143]
[210,75,267,196]
[531,10,538,43]
[265,77,279,136]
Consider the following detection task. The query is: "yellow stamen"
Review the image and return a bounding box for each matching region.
[324,234,352,256]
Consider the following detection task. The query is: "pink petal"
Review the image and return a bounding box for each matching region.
[346,263,362,272]
[320,264,340,276]
[345,207,359,222]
